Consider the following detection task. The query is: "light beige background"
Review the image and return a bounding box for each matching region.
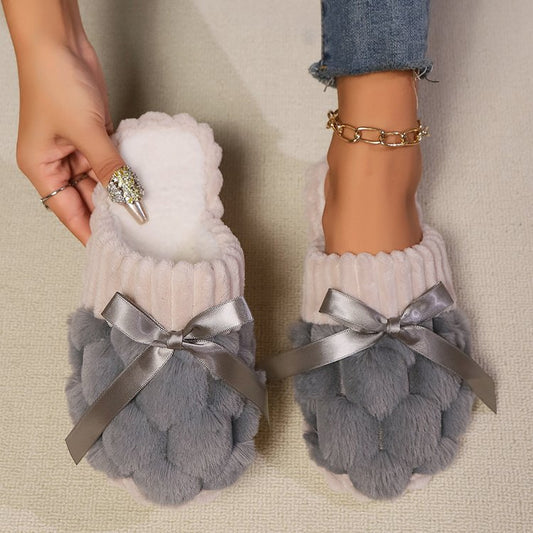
[1,1,531,532]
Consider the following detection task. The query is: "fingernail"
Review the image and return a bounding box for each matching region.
[124,200,148,224]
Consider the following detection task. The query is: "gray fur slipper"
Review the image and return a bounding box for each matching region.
[64,112,265,507]
[267,160,494,500]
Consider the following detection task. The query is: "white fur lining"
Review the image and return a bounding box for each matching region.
[81,112,245,331]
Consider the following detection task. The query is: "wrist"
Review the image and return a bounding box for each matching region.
[3,0,89,58]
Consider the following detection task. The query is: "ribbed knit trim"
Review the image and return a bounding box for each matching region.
[301,160,456,323]
[81,186,244,331]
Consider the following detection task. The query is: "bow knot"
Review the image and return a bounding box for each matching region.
[260,282,496,414]
[66,293,267,465]
[385,316,402,336]
[156,329,184,350]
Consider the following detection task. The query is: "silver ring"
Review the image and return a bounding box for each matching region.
[69,173,90,187]
[40,183,72,209]
[40,173,90,209]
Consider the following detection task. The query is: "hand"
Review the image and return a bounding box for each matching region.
[15,41,125,244]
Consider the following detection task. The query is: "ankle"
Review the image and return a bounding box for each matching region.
[336,70,420,130]
[326,134,422,198]
[322,178,422,255]
[323,139,423,255]
[321,69,424,255]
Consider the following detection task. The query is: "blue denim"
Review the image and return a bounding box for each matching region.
[310,0,433,88]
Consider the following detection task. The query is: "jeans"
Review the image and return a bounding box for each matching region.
[310,0,433,88]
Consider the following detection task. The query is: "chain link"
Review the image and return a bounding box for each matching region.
[326,109,429,147]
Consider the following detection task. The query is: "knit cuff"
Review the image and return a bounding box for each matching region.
[81,186,244,331]
[301,223,456,324]
[300,159,456,322]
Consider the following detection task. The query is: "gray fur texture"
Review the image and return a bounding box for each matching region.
[65,308,263,506]
[290,308,475,500]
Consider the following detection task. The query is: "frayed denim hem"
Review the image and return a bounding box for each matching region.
[309,59,435,90]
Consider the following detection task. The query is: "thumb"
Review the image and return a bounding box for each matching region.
[76,124,125,186]
[76,123,148,223]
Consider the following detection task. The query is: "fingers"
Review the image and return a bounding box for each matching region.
[66,151,98,212]
[44,185,92,245]
[72,174,97,212]
[76,124,125,186]
[75,124,148,224]
[68,151,99,186]
[27,154,95,244]
[105,119,114,135]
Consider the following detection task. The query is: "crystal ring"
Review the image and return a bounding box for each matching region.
[106,165,147,224]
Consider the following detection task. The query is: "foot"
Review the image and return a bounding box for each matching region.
[292,160,476,500]
[322,70,423,255]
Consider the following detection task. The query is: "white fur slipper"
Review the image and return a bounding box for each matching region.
[64,111,266,507]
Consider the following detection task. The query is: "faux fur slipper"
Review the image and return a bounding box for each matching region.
[64,111,266,507]
[262,160,495,500]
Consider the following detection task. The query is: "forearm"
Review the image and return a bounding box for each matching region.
[2,0,89,57]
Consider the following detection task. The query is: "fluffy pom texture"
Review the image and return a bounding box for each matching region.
[290,309,475,500]
[65,111,262,507]
[66,310,262,506]
[292,159,477,499]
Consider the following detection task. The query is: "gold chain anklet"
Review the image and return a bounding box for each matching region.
[326,109,429,147]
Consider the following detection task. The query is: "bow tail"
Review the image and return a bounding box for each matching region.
[65,344,173,464]
[67,292,268,465]
[259,329,383,380]
[399,326,497,413]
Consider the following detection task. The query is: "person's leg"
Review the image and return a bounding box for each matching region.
[324,71,423,254]
[310,0,432,254]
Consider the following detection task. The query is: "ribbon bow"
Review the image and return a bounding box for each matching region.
[260,282,496,413]
[66,293,267,464]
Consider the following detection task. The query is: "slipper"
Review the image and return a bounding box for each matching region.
[64,111,266,507]
[278,160,494,500]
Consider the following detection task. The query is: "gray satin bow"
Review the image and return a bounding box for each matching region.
[260,282,496,413]
[65,293,267,464]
